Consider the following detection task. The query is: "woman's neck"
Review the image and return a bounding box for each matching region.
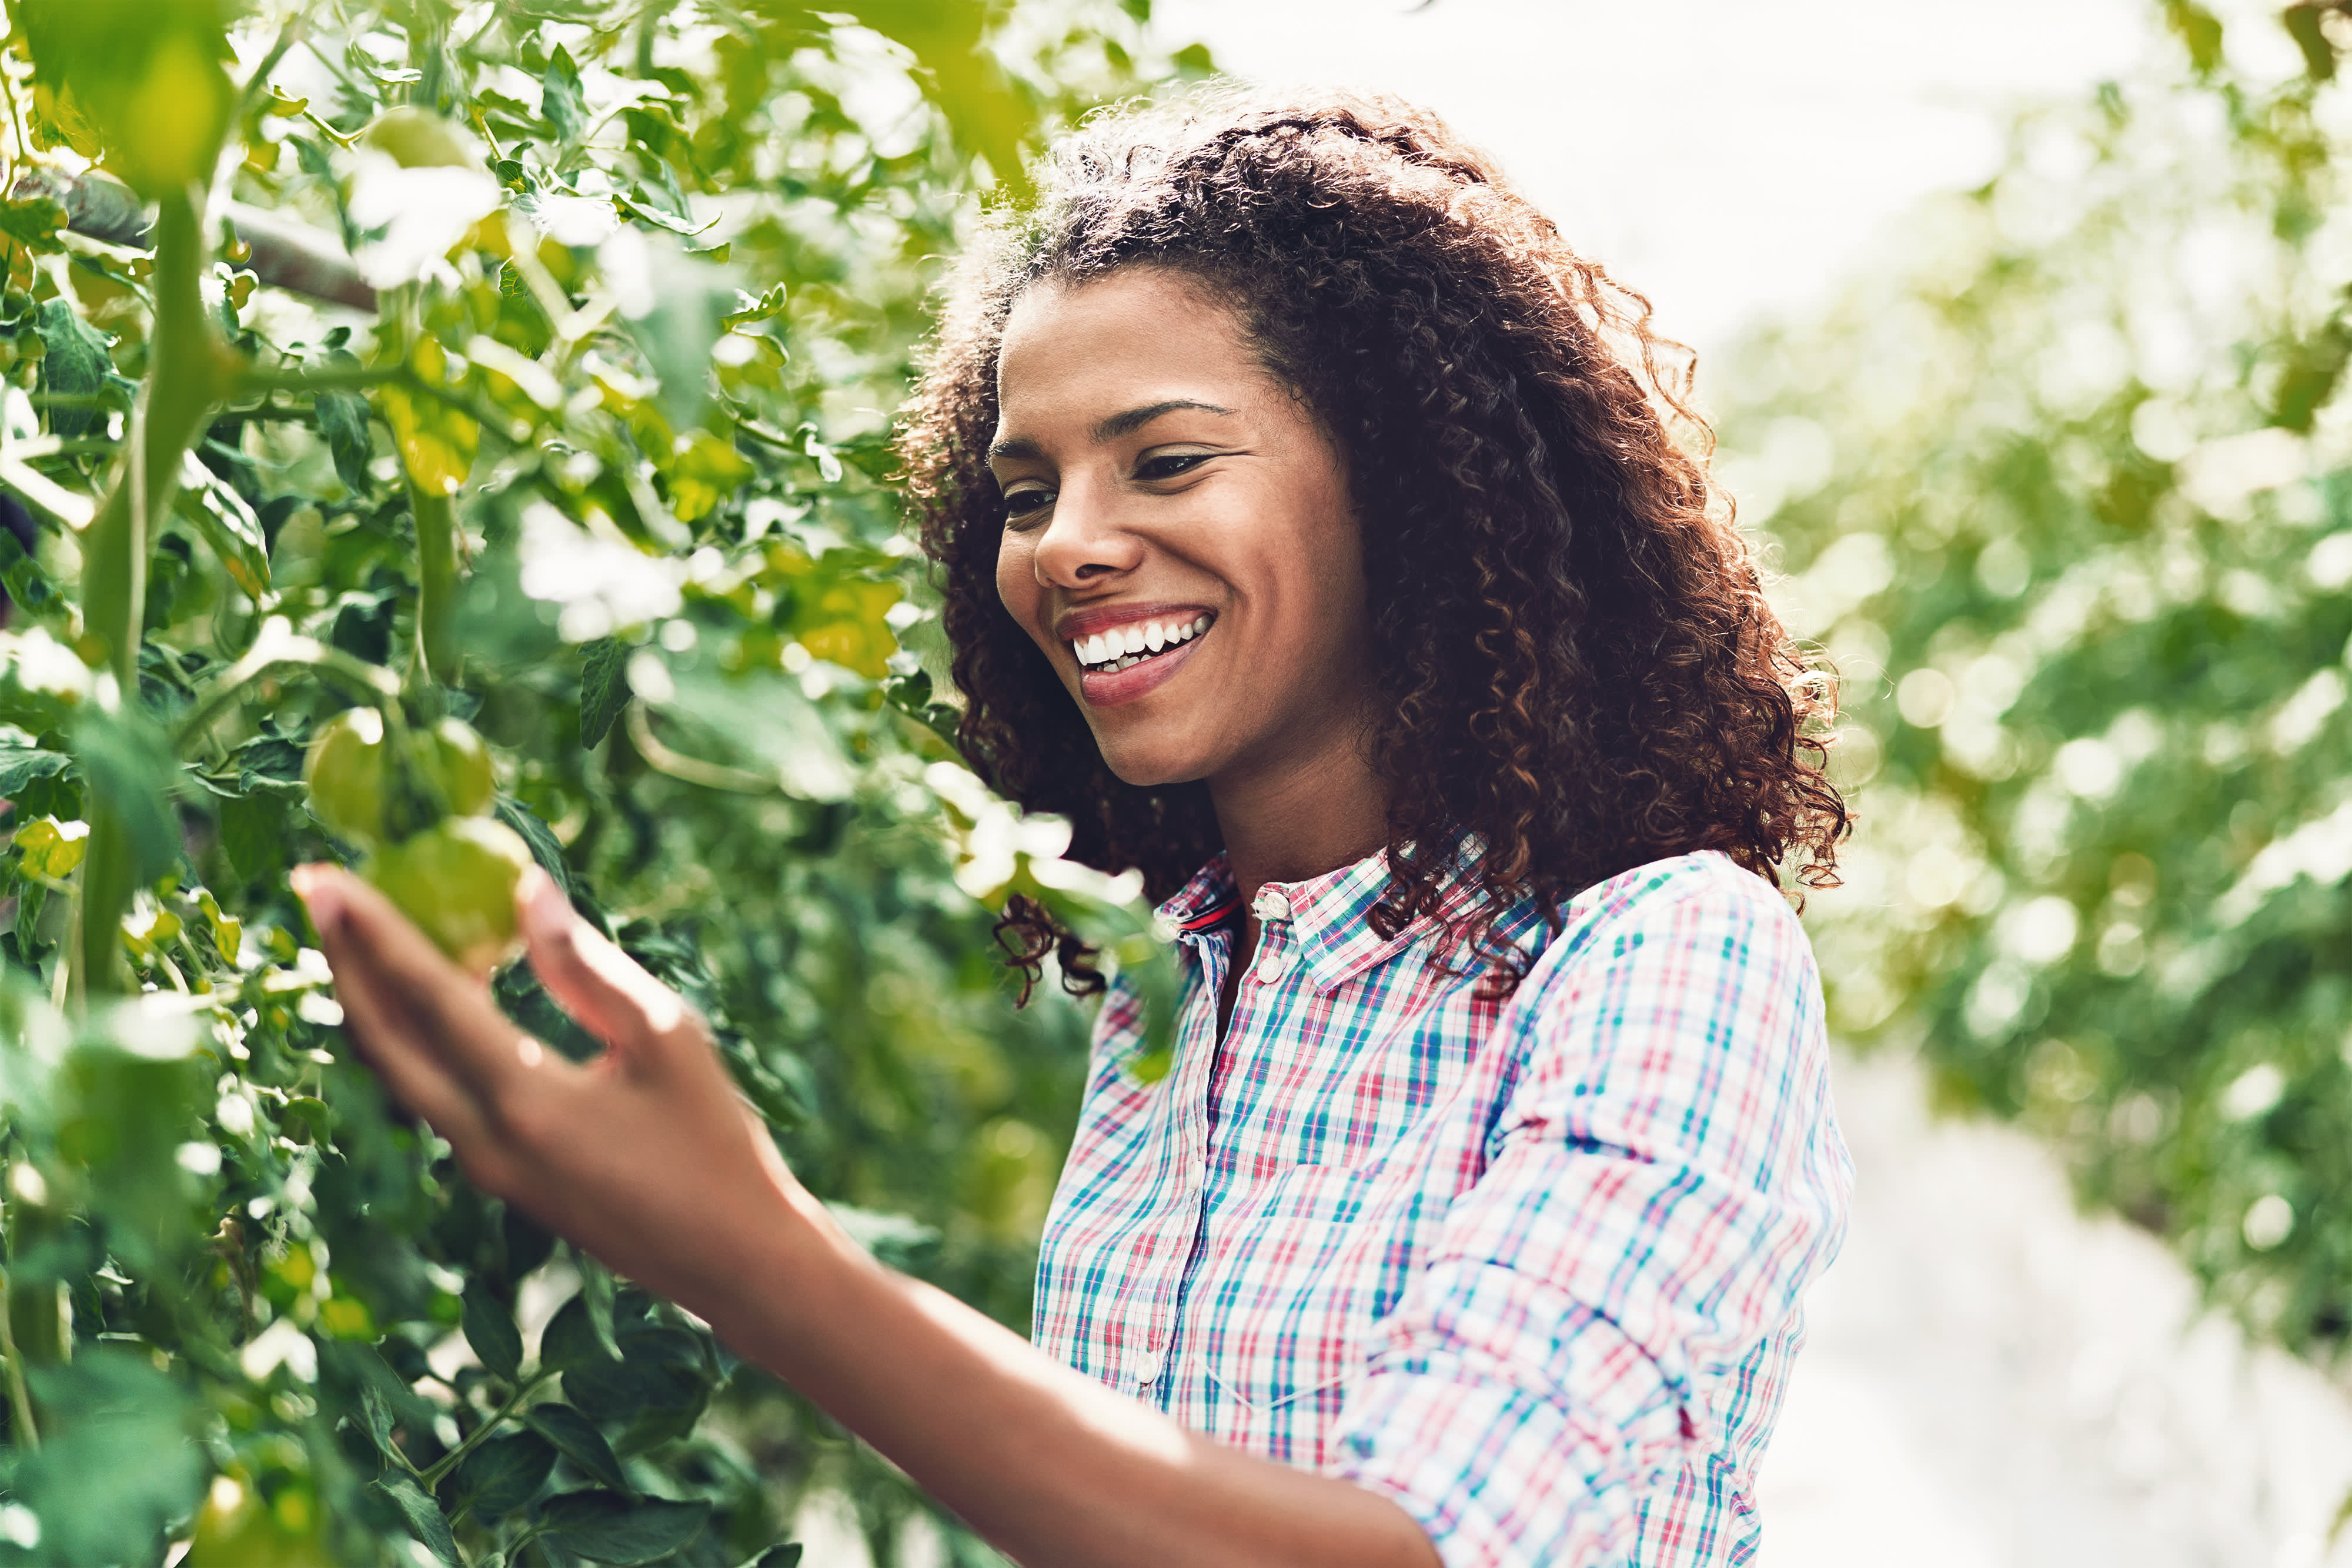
[1210,747,1389,908]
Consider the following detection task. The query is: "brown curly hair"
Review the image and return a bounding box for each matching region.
[898,85,1846,998]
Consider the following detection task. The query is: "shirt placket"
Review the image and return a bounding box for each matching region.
[1106,917,1220,1400]
[1151,885,1298,1414]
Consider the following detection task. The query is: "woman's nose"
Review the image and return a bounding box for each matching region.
[1030,476,1145,586]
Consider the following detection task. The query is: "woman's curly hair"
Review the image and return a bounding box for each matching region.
[898,85,1846,999]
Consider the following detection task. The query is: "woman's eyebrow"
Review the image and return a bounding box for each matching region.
[988,399,1236,463]
[1089,399,1234,442]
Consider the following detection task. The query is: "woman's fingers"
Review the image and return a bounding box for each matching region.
[295,865,500,1149]
[296,864,573,1119]
[517,868,709,1069]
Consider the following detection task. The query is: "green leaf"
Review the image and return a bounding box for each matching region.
[315,389,376,496]
[579,1253,623,1362]
[462,1275,524,1382]
[381,351,479,498]
[541,45,587,143]
[0,733,71,796]
[522,1402,630,1493]
[2286,2,2338,81]
[495,795,573,897]
[358,1380,398,1463]
[218,792,282,880]
[751,1548,805,1568]
[536,1491,711,1566]
[232,719,308,795]
[580,638,628,750]
[830,1,1037,196]
[2164,0,2224,75]
[376,1473,461,1566]
[454,1429,557,1520]
[11,1352,205,1566]
[36,297,112,440]
[174,464,271,601]
[72,705,180,884]
[539,1291,606,1373]
[562,1322,706,1429]
[18,2,233,197]
[0,191,64,248]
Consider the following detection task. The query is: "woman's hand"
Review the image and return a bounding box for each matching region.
[295,861,1439,1568]
[290,862,815,1323]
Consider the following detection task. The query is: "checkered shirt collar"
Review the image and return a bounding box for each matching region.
[1152,838,1504,995]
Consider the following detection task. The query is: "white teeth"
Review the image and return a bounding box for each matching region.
[1071,615,1214,670]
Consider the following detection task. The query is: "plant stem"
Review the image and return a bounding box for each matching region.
[416,1369,549,1489]
[172,616,400,749]
[0,1179,38,1453]
[233,362,403,397]
[412,486,460,686]
[72,185,226,1001]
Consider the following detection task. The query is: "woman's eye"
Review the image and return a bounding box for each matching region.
[1002,488,1054,523]
[1136,453,1212,482]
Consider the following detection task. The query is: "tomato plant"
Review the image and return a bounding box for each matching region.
[0,2,1207,1564]
[1728,2,2352,1363]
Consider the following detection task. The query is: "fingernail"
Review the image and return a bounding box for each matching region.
[296,868,345,932]
[521,868,570,942]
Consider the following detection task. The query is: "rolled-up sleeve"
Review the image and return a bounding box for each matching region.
[1329,872,1853,1566]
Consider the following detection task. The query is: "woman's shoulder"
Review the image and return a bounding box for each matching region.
[1512,848,1816,1004]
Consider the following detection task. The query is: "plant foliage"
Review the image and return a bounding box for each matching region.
[1729,1,2352,1359]
[0,2,1205,1563]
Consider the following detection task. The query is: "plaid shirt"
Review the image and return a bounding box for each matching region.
[1031,848,1852,1567]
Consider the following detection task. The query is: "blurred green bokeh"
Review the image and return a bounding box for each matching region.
[1727,1,2352,1362]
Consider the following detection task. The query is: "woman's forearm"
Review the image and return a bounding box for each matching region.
[290,867,1434,1567]
[699,1185,1440,1568]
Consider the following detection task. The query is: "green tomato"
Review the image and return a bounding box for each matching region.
[303,708,387,848]
[365,817,534,977]
[419,717,496,817]
[185,1474,325,1568]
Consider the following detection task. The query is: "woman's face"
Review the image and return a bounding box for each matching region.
[991,268,1374,791]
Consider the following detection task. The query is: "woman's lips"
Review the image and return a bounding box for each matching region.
[1077,623,1208,706]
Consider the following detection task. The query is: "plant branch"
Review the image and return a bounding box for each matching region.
[0,1201,38,1453]
[173,615,401,748]
[416,1369,551,1489]
[626,700,777,793]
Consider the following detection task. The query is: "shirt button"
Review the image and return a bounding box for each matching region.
[1251,888,1290,921]
[1134,1348,1164,1386]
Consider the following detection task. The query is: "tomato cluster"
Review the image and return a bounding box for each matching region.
[303,708,533,975]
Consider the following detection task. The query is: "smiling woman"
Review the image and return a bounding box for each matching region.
[305,84,1853,1568]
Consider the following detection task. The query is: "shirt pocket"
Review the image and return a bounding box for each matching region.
[1192,1159,1389,1465]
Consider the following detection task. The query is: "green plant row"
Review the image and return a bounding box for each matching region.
[1729,0,2352,1363]
[0,2,1205,1564]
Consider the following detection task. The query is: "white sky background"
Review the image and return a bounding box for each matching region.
[1155,0,2156,367]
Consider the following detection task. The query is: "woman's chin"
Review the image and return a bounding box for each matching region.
[1090,731,1214,791]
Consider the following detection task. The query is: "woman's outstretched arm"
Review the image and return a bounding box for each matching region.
[293,862,1439,1568]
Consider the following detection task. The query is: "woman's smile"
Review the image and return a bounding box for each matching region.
[1061,606,1218,703]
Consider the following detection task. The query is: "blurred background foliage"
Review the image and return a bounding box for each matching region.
[0,1,1204,1563]
[7,0,2352,1562]
[1725,2,2352,1364]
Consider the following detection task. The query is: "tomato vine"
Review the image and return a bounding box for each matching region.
[0,3,1207,1564]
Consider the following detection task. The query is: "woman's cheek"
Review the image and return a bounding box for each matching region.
[995,532,1039,624]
